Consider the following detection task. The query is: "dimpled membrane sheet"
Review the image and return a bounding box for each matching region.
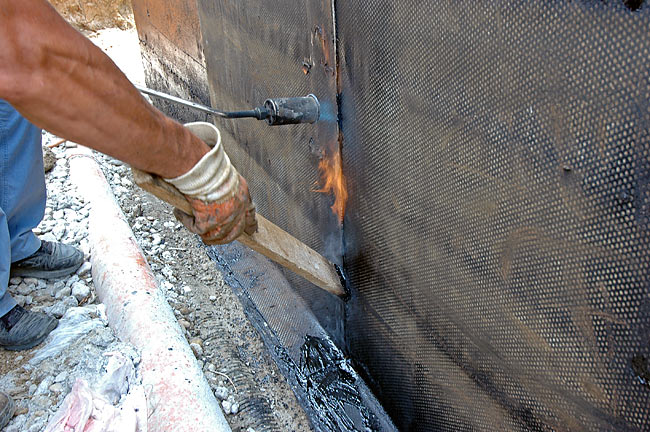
[338,1,650,430]
[141,0,650,429]
[195,1,346,341]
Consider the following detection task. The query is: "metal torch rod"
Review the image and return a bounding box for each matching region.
[134,84,264,119]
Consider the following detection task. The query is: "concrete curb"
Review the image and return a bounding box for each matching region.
[68,147,231,432]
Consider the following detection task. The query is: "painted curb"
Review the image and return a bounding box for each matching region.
[68,147,231,432]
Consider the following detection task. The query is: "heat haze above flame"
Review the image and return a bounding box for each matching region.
[312,150,347,224]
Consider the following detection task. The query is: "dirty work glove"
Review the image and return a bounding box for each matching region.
[164,122,257,245]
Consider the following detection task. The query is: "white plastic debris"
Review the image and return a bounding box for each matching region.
[44,359,147,432]
[98,352,135,404]
[30,307,104,364]
[43,379,94,432]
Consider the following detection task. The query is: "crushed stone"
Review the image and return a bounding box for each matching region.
[91,24,313,431]
[0,132,141,432]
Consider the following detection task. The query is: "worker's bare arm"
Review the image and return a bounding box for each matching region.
[0,0,209,178]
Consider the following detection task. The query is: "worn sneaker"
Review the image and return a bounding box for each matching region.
[0,306,58,351]
[0,391,14,429]
[10,240,83,279]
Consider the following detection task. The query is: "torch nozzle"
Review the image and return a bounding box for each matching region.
[261,94,320,126]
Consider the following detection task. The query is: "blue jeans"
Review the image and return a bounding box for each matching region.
[0,100,45,316]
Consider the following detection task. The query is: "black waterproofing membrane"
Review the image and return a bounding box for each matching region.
[143,0,650,430]
[195,0,346,345]
[338,1,650,430]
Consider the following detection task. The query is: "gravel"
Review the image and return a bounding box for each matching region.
[71,281,90,302]
[93,122,312,430]
[0,132,141,432]
[95,137,313,431]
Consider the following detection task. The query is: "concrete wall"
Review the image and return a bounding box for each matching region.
[130,0,211,123]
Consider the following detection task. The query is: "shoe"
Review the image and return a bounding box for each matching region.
[10,240,83,279]
[0,391,14,429]
[0,306,58,351]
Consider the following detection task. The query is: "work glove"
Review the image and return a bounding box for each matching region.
[164,122,257,245]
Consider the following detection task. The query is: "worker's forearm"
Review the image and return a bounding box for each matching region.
[0,0,209,178]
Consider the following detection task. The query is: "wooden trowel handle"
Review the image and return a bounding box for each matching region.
[132,168,194,215]
[131,167,346,297]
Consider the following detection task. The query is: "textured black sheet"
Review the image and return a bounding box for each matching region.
[195,0,345,343]
[146,0,650,430]
[338,1,650,430]
[195,0,341,256]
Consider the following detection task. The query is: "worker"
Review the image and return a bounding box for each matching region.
[0,0,255,401]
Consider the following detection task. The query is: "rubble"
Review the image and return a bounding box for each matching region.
[49,0,134,32]
[0,132,141,432]
[0,127,310,431]
[96,146,312,431]
[42,146,56,173]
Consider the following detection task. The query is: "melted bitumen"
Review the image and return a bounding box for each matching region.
[297,335,380,431]
[206,244,386,432]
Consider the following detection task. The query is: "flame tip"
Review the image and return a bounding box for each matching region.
[313,148,347,224]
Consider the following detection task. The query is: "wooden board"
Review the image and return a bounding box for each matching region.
[131,168,346,297]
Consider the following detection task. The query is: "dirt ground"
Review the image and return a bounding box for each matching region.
[0,350,31,378]
[102,159,313,431]
[48,0,134,32]
[0,1,134,389]
[88,27,314,432]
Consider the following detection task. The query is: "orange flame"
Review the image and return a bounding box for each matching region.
[313,150,348,224]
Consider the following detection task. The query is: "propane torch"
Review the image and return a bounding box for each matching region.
[134,84,320,126]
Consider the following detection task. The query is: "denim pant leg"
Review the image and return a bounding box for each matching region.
[0,207,15,315]
[0,99,45,316]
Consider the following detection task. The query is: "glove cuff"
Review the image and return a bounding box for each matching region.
[164,122,239,202]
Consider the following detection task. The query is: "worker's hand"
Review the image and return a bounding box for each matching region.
[173,175,257,244]
[164,122,257,244]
